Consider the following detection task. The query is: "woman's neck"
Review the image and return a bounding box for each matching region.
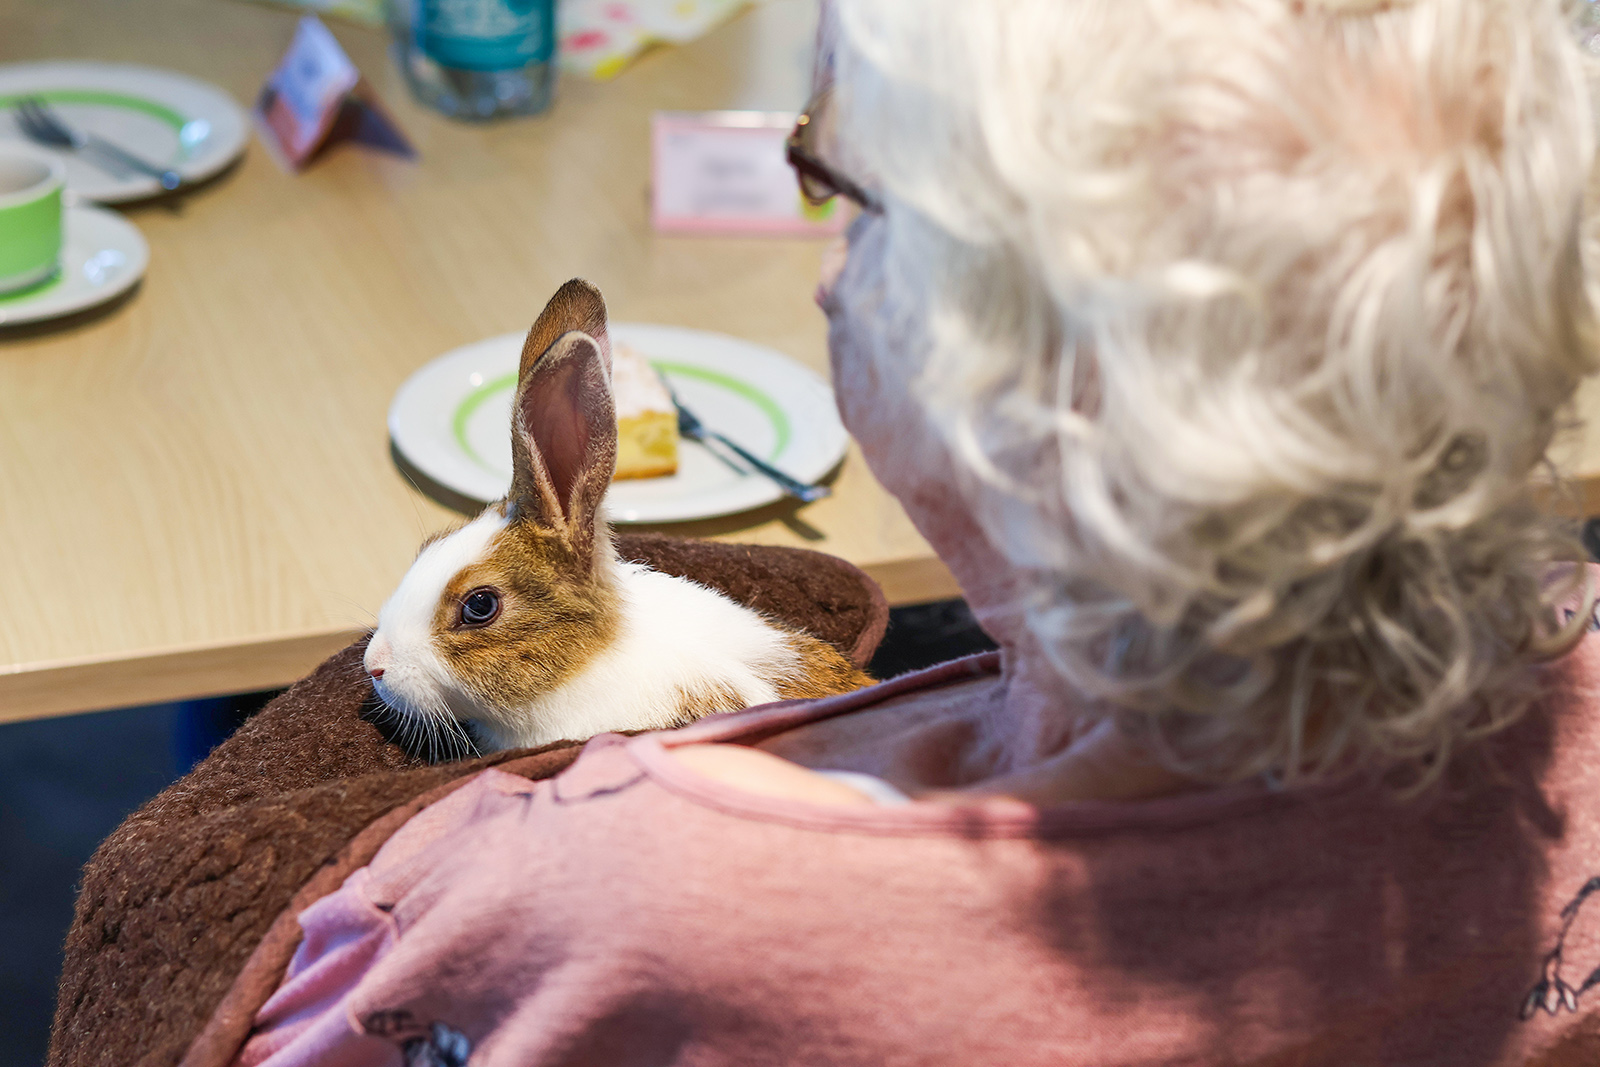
[758,641,1202,805]
[947,642,1201,803]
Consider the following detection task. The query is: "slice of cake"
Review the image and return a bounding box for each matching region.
[611,341,680,480]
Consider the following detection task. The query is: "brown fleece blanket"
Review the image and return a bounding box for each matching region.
[49,533,889,1067]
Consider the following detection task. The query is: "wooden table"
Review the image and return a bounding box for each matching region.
[0,0,956,724]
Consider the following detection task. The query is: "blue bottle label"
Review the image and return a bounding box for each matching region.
[417,0,554,72]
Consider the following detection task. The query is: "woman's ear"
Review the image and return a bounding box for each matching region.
[508,330,617,568]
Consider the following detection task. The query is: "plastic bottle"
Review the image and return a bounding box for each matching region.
[393,0,556,120]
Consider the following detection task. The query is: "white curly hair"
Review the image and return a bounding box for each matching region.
[830,0,1600,784]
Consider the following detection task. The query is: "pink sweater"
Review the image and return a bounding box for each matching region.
[237,643,1600,1067]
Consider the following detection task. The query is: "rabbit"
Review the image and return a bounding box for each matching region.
[364,279,873,757]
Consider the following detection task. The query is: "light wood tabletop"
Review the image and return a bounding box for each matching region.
[0,0,957,724]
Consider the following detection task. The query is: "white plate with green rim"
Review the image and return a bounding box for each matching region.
[389,323,849,523]
[0,62,247,203]
[0,203,148,326]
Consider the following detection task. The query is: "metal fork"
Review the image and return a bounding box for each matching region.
[13,97,183,190]
[658,374,831,504]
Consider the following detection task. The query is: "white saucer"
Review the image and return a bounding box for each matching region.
[0,62,248,203]
[0,204,148,326]
[390,323,850,524]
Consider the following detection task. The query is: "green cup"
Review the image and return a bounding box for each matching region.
[0,147,65,295]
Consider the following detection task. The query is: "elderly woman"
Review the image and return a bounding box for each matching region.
[236,0,1600,1063]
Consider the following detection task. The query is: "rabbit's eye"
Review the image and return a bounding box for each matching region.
[459,588,501,627]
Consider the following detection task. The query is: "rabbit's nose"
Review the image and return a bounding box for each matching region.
[365,633,392,679]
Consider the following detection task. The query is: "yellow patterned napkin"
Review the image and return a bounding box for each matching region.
[559,0,754,79]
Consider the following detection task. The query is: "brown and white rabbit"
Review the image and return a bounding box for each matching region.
[364,279,872,756]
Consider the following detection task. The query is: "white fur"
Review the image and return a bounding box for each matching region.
[366,509,509,734]
[470,560,798,751]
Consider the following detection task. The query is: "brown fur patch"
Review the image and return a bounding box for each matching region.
[668,681,751,725]
[774,628,876,700]
[431,523,620,729]
[518,280,609,382]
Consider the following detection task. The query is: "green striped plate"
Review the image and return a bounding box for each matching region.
[389,323,848,523]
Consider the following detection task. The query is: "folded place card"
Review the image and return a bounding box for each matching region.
[651,111,847,236]
[256,16,414,170]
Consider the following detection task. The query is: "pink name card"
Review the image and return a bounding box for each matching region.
[651,111,847,236]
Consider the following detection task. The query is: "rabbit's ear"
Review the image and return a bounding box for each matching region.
[519,278,611,381]
[508,330,617,568]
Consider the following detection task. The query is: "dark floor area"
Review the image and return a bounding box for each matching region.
[1,702,181,1067]
[0,597,994,1067]
[867,596,997,680]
